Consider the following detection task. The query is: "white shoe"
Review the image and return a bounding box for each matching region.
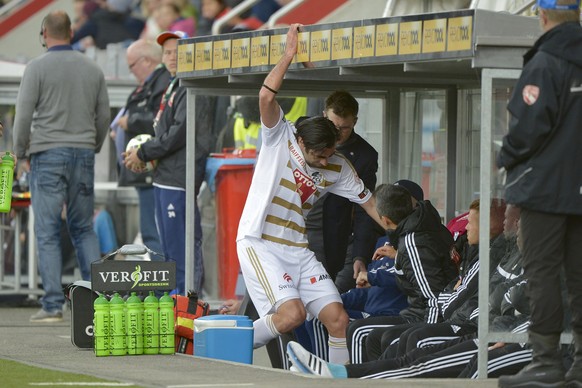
[286,341,334,377]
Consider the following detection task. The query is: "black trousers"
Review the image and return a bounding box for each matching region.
[347,316,417,362]
[346,335,531,379]
[381,322,476,359]
[520,209,582,335]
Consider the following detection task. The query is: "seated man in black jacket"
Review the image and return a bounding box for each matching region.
[343,183,458,363]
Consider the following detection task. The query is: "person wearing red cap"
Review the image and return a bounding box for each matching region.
[497,0,582,387]
[124,30,216,296]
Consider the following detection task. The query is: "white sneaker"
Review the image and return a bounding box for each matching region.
[30,308,63,323]
[286,341,334,377]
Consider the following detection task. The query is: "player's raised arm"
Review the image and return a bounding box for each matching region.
[259,23,302,128]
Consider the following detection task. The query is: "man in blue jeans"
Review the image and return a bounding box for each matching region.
[13,10,110,322]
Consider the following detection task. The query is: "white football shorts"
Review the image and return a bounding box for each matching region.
[237,236,342,318]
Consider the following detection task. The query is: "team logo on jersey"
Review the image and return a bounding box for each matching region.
[293,168,316,203]
[309,273,331,284]
[522,85,539,106]
[283,273,292,282]
[311,171,323,185]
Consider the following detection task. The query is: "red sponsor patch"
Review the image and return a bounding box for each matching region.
[358,189,369,200]
[522,85,539,106]
[293,168,316,204]
[310,277,317,284]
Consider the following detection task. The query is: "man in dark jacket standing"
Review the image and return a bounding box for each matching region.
[124,31,216,295]
[497,1,582,386]
[306,90,382,293]
[117,38,170,258]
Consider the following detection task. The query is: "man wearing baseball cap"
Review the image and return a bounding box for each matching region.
[497,1,582,387]
[124,30,216,296]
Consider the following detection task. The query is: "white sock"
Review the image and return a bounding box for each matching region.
[253,314,281,349]
[328,335,348,364]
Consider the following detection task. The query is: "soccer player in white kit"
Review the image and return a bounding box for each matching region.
[236,24,384,364]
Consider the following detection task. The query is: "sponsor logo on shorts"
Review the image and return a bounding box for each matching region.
[278,283,296,291]
[283,273,292,282]
[309,273,331,284]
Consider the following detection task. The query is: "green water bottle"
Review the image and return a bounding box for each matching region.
[158,292,175,355]
[126,292,144,355]
[0,152,14,213]
[143,291,159,355]
[109,292,126,356]
[93,293,110,357]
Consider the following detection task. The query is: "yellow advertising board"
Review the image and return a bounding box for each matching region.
[376,23,398,57]
[251,35,270,67]
[399,21,422,55]
[213,39,231,70]
[231,37,251,68]
[353,25,375,58]
[270,34,287,65]
[195,41,213,71]
[177,43,194,73]
[311,29,331,62]
[331,27,353,61]
[448,16,473,52]
[423,18,447,53]
[297,31,310,63]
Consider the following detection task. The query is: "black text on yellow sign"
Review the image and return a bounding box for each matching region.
[353,25,375,58]
[423,18,447,53]
[331,28,353,61]
[195,41,213,71]
[399,21,422,55]
[375,23,398,56]
[297,32,310,63]
[251,35,270,67]
[447,16,473,52]
[310,30,331,62]
[232,38,251,68]
[177,43,194,73]
[213,39,231,70]
[270,34,287,65]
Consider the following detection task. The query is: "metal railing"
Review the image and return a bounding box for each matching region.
[266,0,305,28]
[212,0,260,36]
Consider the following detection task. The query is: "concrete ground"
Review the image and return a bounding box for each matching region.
[0,298,502,388]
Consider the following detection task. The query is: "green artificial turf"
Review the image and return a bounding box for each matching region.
[0,358,143,388]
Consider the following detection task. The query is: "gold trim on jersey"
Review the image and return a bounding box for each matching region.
[262,233,310,248]
[279,178,297,192]
[246,246,276,305]
[317,163,342,173]
[265,215,306,234]
[271,196,303,216]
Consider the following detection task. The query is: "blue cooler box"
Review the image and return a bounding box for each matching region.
[194,315,254,364]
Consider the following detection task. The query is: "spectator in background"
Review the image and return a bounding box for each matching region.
[197,0,242,36]
[72,0,145,50]
[116,39,170,258]
[139,0,163,40]
[13,11,110,322]
[154,3,196,37]
[124,31,216,296]
[233,0,292,31]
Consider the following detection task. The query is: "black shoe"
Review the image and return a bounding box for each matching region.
[498,363,565,387]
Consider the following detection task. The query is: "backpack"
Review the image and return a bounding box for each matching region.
[173,291,210,355]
